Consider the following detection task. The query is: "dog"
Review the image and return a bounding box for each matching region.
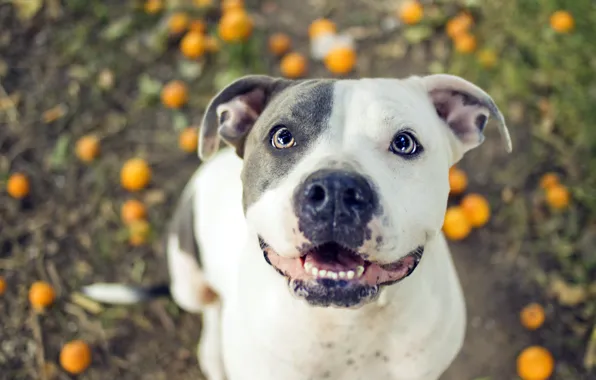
[83,73,512,380]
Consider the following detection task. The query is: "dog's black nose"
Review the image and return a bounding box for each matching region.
[294,170,378,248]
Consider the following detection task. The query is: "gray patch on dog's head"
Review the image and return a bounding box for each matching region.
[241,79,336,211]
[199,75,296,160]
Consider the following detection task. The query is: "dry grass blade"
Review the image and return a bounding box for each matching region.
[28,310,48,380]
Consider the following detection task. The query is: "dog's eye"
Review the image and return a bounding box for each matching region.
[271,127,296,149]
[389,132,421,157]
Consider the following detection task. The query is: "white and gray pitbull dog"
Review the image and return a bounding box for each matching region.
[83,73,512,380]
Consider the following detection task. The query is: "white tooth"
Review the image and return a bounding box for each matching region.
[339,271,346,279]
[347,271,355,280]
[318,270,327,277]
[312,267,318,276]
[304,262,312,271]
[356,266,365,278]
[328,271,338,280]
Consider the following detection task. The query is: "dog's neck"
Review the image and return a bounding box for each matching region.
[238,231,460,325]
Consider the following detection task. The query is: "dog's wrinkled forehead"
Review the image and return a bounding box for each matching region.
[241,79,336,209]
[199,74,512,215]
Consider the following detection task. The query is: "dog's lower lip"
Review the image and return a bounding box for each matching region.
[262,240,423,287]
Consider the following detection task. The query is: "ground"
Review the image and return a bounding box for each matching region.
[1,0,595,379]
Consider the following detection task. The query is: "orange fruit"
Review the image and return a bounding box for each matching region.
[324,46,357,75]
[121,199,147,225]
[0,276,6,295]
[545,184,570,209]
[398,1,424,25]
[75,135,100,163]
[179,127,199,153]
[448,167,468,195]
[28,281,56,310]
[189,19,207,34]
[180,31,206,59]
[144,0,163,14]
[454,33,476,54]
[268,33,292,56]
[539,172,559,190]
[161,80,188,109]
[308,18,336,39]
[550,10,574,33]
[218,9,253,43]
[222,0,244,13]
[446,12,473,39]
[168,12,190,35]
[477,48,497,68]
[517,346,555,380]
[520,303,546,331]
[129,220,151,246]
[280,52,308,79]
[6,173,30,199]
[205,36,220,53]
[120,158,152,192]
[460,193,491,228]
[59,340,92,375]
[442,206,472,241]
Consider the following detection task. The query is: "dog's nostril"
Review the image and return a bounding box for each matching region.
[308,184,326,204]
[343,188,357,205]
[343,187,366,208]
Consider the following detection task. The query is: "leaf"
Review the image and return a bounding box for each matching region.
[67,64,91,81]
[100,16,134,41]
[42,104,68,123]
[0,91,21,112]
[403,25,433,45]
[585,324,596,370]
[213,68,244,91]
[172,111,189,131]
[131,258,146,283]
[427,61,445,74]
[548,276,588,306]
[8,0,44,21]
[49,134,71,170]
[177,60,205,81]
[137,74,162,98]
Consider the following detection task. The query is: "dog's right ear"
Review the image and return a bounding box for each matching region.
[199,75,290,161]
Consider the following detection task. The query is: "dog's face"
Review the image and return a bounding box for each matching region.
[199,75,511,308]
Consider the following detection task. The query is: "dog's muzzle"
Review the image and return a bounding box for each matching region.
[259,169,424,308]
[261,240,424,308]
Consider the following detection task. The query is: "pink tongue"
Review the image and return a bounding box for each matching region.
[303,246,365,271]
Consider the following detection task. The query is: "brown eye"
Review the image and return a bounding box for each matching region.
[271,127,296,149]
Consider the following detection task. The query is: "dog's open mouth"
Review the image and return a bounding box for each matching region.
[261,240,424,288]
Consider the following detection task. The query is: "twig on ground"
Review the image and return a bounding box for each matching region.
[0,80,19,124]
[46,262,63,297]
[585,323,596,370]
[29,310,48,380]
[150,302,176,332]
[70,292,104,315]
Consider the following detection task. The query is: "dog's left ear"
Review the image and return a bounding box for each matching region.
[420,74,512,155]
[199,75,291,160]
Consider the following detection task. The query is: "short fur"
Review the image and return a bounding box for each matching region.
[83,74,511,380]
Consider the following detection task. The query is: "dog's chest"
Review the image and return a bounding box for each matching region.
[220,302,449,380]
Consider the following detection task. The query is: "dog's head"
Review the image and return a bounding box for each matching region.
[199,74,512,308]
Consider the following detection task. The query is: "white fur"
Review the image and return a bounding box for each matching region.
[164,76,511,379]
[185,148,465,380]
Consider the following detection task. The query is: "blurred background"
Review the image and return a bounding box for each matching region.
[1,0,595,379]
